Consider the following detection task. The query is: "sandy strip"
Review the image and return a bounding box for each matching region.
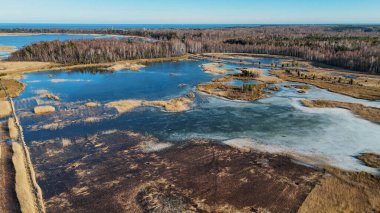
[0,46,16,53]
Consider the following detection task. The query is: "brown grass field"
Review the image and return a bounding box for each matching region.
[272,70,380,100]
[0,79,26,100]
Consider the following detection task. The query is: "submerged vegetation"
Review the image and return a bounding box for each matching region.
[6,25,380,74]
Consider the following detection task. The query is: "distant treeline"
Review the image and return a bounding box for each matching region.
[9,39,186,64]
[6,25,380,74]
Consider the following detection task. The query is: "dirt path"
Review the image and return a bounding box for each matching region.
[0,122,20,213]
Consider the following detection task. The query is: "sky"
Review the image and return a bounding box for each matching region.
[0,0,379,24]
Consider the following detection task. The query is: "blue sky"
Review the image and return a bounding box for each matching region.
[0,0,379,24]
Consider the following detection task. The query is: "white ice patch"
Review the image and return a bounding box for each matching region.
[33,89,49,95]
[223,137,380,174]
[27,80,42,83]
[142,140,172,153]
[50,79,92,83]
[223,138,255,152]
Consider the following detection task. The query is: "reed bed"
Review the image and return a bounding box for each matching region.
[8,118,18,139]
[84,102,98,107]
[33,106,55,115]
[106,97,193,113]
[0,101,12,117]
[12,142,38,213]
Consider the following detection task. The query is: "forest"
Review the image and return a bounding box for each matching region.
[6,25,380,74]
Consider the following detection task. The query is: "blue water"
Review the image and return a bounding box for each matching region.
[0,23,261,29]
[0,34,117,49]
[18,60,215,102]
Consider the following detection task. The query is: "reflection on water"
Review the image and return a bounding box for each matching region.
[15,59,380,173]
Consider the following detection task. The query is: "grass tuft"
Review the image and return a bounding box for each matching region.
[12,142,38,213]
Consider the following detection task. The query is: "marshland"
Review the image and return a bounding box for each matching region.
[0,23,380,213]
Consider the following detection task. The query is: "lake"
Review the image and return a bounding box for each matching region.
[11,57,380,174]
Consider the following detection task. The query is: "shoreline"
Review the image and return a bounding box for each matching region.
[0,55,190,77]
[0,46,16,53]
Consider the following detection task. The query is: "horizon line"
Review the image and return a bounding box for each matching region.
[1,23,380,26]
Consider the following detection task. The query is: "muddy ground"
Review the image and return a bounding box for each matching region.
[30,130,325,213]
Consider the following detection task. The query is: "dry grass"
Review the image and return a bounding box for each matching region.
[0,46,16,53]
[238,68,263,77]
[236,68,283,84]
[301,99,380,123]
[0,79,26,100]
[356,153,380,168]
[256,76,283,84]
[0,61,55,76]
[105,100,143,113]
[8,118,18,140]
[11,142,38,213]
[0,55,189,77]
[107,63,146,71]
[106,97,193,113]
[84,102,98,107]
[46,94,60,101]
[61,138,72,148]
[34,106,56,115]
[201,63,230,74]
[280,59,313,68]
[197,81,267,101]
[299,168,380,213]
[83,117,101,123]
[142,97,193,112]
[0,101,11,118]
[272,70,380,100]
[136,179,200,213]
